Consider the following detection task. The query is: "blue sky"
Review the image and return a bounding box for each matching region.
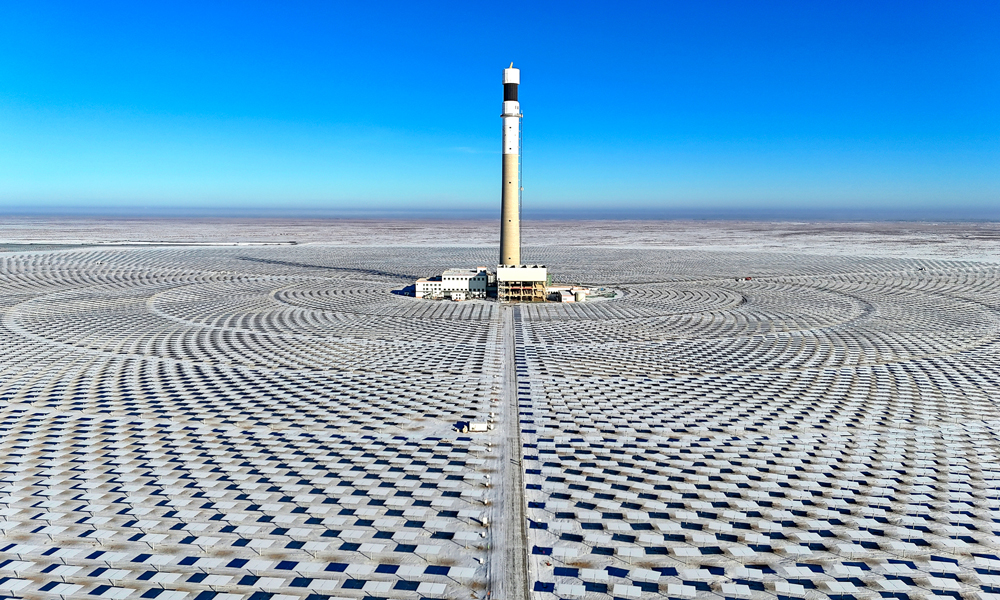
[0,1,997,218]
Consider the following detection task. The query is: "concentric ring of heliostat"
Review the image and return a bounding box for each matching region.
[2,244,1000,600]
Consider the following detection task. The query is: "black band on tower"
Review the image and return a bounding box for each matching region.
[504,83,518,102]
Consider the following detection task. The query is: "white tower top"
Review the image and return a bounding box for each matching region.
[502,63,521,119]
[503,64,520,84]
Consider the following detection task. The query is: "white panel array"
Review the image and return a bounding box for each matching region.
[2,244,999,600]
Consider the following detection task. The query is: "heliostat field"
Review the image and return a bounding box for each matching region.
[2,244,1000,600]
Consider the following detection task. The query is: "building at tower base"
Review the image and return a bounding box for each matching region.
[497,264,547,303]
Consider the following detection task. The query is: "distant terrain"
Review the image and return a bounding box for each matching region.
[1,217,998,262]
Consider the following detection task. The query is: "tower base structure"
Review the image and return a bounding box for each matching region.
[497,264,547,303]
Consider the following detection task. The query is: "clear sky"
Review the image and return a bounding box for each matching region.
[1,1,997,218]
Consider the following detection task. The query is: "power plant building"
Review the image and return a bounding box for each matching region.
[497,264,547,303]
[496,63,547,303]
[412,64,551,303]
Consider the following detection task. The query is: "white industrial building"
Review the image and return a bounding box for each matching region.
[497,264,548,303]
[413,265,587,303]
[415,267,491,300]
[546,285,590,303]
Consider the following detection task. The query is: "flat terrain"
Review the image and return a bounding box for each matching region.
[2,217,1000,263]
[1,237,1000,600]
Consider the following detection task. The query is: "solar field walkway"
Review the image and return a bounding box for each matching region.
[2,245,1000,600]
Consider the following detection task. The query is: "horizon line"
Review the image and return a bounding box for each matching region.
[2,206,1000,222]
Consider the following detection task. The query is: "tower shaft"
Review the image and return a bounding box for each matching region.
[500,65,521,266]
[500,153,519,265]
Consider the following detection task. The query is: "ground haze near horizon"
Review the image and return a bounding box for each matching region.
[2,218,1000,263]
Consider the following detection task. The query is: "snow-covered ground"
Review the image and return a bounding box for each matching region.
[2,217,998,262]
